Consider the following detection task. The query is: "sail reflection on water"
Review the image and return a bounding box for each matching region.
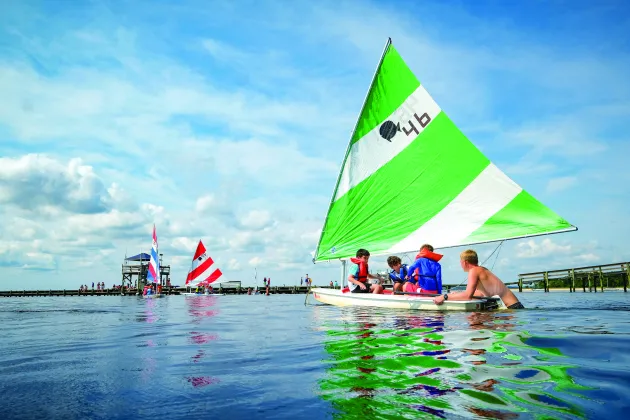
[185,295,220,387]
[317,308,591,419]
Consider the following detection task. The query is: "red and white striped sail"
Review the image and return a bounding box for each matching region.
[186,240,223,286]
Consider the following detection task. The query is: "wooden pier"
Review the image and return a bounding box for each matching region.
[518,262,630,292]
[0,285,328,297]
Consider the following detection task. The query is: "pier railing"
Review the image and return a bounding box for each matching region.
[518,262,630,292]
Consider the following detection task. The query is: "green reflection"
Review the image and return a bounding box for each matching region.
[318,309,593,419]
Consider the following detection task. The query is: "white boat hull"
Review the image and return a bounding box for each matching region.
[142,294,164,299]
[310,288,505,311]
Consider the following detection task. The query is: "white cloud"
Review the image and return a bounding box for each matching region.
[0,154,114,214]
[248,256,263,268]
[574,253,600,264]
[546,176,578,193]
[227,258,241,270]
[238,210,274,231]
[516,238,573,259]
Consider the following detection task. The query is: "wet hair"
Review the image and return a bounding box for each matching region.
[387,256,401,267]
[460,249,478,265]
[420,244,434,252]
[356,248,370,258]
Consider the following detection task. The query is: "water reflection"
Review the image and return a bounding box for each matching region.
[185,295,220,387]
[318,308,591,419]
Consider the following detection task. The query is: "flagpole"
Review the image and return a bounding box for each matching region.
[313,37,393,264]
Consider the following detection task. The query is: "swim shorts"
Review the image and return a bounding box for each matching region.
[507,301,525,309]
[350,285,370,293]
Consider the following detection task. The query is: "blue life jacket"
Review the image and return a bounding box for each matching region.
[389,264,408,283]
[407,257,442,293]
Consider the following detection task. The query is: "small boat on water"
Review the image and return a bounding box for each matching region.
[311,287,504,311]
[309,38,577,312]
[182,240,225,296]
[142,224,164,299]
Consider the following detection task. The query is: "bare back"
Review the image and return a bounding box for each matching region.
[472,266,519,307]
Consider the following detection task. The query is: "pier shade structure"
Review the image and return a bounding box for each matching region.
[122,252,171,289]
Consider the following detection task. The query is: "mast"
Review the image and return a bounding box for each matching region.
[313,37,393,265]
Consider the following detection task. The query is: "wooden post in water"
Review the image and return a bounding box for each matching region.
[625,263,629,292]
[582,274,586,292]
[543,272,549,292]
[599,267,605,292]
[518,278,523,293]
[589,272,595,292]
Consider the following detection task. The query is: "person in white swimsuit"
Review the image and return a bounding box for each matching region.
[433,249,524,309]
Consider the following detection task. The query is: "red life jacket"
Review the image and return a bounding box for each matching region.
[350,257,368,283]
[411,249,443,281]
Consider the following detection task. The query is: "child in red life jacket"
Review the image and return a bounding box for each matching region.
[405,244,443,294]
[348,249,384,294]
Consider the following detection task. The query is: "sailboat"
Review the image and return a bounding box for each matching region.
[143,224,164,299]
[309,38,576,311]
[182,240,226,296]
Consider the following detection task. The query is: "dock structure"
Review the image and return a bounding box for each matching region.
[121,252,171,288]
[0,285,330,297]
[518,262,630,292]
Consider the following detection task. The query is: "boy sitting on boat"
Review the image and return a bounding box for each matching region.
[405,244,443,294]
[348,249,384,294]
[387,256,409,292]
[433,249,524,309]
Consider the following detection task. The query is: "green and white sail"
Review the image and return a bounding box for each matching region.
[313,38,576,263]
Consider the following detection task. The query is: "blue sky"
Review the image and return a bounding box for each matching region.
[1,0,629,290]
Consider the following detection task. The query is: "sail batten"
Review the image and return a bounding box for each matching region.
[313,39,576,263]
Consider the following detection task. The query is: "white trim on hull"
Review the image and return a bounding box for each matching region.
[310,288,505,311]
[142,294,164,299]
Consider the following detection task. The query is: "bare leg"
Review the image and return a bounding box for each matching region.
[371,284,384,294]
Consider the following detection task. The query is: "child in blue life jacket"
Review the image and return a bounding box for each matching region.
[348,249,384,294]
[387,256,409,293]
[406,244,443,294]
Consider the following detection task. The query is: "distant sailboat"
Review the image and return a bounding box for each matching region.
[143,224,164,299]
[183,240,225,296]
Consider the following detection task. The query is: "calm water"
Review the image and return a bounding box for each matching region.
[1,292,629,419]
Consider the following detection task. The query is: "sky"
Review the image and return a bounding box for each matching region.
[1,0,629,290]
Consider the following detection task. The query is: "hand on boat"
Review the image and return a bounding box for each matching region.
[433,295,445,305]
[358,283,367,290]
